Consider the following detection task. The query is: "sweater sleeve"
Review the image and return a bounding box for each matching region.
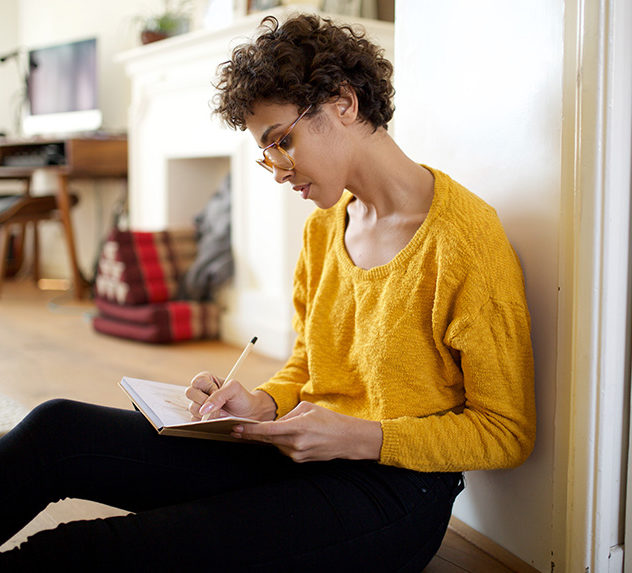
[380,298,536,472]
[254,249,310,418]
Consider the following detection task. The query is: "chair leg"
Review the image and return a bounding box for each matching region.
[32,220,40,284]
[0,225,10,298]
[5,224,26,277]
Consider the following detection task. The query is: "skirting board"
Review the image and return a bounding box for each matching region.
[448,516,541,573]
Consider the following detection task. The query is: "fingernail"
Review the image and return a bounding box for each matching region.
[200,403,216,415]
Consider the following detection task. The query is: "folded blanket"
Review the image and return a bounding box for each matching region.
[101,240,197,265]
[95,275,177,305]
[93,298,219,343]
[95,228,196,305]
[107,228,196,246]
[98,259,174,283]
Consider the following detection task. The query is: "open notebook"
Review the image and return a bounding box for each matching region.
[119,376,259,442]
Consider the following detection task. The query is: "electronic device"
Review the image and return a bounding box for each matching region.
[1,143,66,168]
[22,38,102,136]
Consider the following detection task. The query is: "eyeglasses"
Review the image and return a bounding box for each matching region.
[256,105,312,173]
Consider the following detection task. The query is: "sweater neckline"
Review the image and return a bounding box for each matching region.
[334,165,445,279]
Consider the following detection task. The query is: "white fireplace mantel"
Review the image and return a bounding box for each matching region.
[117,6,394,359]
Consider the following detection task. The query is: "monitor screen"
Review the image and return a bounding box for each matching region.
[22,37,101,136]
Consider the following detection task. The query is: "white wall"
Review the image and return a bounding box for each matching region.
[0,0,19,138]
[393,1,562,570]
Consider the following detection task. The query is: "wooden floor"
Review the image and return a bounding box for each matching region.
[0,280,519,571]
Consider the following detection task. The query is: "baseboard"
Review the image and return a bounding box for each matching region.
[448,516,541,573]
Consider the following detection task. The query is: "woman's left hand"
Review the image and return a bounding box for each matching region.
[232,402,383,463]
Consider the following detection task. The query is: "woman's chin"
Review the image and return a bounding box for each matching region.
[312,198,337,209]
[311,189,345,210]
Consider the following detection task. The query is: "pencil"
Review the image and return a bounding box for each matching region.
[201,336,258,421]
[224,336,258,383]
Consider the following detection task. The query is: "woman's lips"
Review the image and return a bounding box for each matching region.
[293,183,311,200]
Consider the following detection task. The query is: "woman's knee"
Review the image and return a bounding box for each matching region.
[28,398,85,425]
[19,399,96,444]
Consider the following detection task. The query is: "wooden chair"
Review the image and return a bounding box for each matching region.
[0,186,79,297]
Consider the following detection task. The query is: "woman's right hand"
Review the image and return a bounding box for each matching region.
[185,371,223,420]
[185,371,276,422]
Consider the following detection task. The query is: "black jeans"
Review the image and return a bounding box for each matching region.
[0,399,463,572]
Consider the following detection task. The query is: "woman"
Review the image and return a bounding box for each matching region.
[0,14,535,571]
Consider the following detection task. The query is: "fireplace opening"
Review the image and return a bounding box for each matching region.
[165,156,233,304]
[166,156,231,228]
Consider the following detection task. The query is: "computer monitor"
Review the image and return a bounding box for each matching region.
[22,37,102,136]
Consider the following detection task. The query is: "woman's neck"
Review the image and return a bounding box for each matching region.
[344,128,434,221]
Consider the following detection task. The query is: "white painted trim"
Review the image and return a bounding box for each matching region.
[624,4,632,566]
[553,1,581,567]
[557,0,632,571]
[610,545,624,573]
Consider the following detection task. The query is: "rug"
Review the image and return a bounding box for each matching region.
[0,394,29,436]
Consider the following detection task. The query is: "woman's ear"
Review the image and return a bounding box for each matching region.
[335,84,358,125]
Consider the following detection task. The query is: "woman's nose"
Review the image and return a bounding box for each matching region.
[272,165,293,184]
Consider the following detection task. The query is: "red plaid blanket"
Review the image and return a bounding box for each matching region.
[94,229,196,305]
[92,228,220,343]
[93,298,219,343]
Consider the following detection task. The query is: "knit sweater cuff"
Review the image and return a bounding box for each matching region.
[379,420,403,466]
[253,382,300,419]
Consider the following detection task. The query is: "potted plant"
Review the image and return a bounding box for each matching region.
[137,0,193,45]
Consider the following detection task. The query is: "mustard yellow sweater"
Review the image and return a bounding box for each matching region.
[256,167,536,472]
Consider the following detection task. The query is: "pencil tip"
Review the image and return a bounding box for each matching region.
[251,336,258,344]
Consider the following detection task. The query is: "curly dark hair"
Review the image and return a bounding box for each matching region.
[213,13,395,131]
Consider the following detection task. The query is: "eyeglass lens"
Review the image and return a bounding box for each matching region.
[263,147,294,170]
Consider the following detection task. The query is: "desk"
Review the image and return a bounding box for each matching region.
[0,136,127,299]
